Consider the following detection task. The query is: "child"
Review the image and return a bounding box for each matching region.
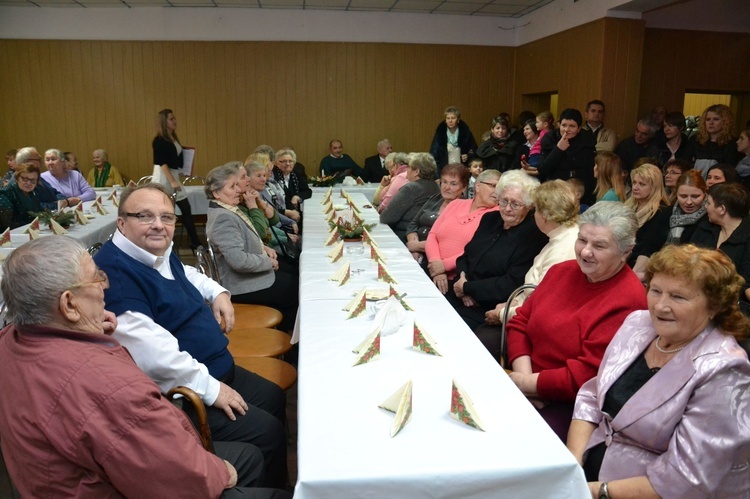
[527,111,555,167]
[567,177,588,213]
[466,156,484,199]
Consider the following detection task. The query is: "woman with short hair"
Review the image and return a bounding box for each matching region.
[568,244,750,498]
[476,116,518,172]
[0,163,44,230]
[41,148,95,204]
[272,148,311,211]
[87,149,124,188]
[507,201,647,441]
[429,106,477,171]
[379,152,441,242]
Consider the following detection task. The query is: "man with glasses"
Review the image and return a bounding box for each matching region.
[93,183,288,489]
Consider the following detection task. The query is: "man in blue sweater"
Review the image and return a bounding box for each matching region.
[94,183,287,489]
[319,139,364,179]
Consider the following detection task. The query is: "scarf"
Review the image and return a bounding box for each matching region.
[666,202,707,244]
[93,162,112,188]
[447,127,459,147]
[490,135,509,152]
[213,199,260,238]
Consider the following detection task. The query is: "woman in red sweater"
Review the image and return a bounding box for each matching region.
[506,201,647,442]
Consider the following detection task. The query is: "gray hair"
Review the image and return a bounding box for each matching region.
[384,152,397,166]
[93,149,108,162]
[254,145,275,162]
[118,183,173,217]
[579,201,638,254]
[637,118,657,138]
[244,160,266,175]
[476,169,501,184]
[496,170,540,206]
[408,152,437,180]
[276,148,297,163]
[205,163,239,199]
[45,148,63,161]
[2,237,87,326]
[393,152,410,166]
[15,147,39,165]
[377,139,391,149]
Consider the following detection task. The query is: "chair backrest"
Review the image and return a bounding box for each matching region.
[499,283,538,368]
[205,238,222,286]
[87,242,103,256]
[194,245,210,276]
[183,175,206,186]
[137,175,153,185]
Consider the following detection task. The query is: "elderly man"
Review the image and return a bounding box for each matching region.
[319,139,363,179]
[0,237,288,498]
[363,139,393,183]
[614,118,657,173]
[93,183,287,488]
[581,100,617,152]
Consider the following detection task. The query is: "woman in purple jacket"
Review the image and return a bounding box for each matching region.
[568,244,750,499]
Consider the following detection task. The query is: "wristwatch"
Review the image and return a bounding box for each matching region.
[598,482,610,499]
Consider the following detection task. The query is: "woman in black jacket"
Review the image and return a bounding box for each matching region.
[476,116,518,172]
[429,106,477,173]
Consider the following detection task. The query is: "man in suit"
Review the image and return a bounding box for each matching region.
[362,139,392,183]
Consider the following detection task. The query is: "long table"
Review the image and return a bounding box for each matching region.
[294,191,588,498]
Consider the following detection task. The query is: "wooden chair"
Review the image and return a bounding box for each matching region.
[499,283,538,369]
[233,357,297,392]
[196,244,284,330]
[228,327,293,358]
[166,386,214,453]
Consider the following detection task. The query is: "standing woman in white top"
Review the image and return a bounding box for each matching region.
[151,108,202,250]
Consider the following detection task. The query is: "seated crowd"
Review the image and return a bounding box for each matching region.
[1,100,750,497]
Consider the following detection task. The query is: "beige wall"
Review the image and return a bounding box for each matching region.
[0,40,514,180]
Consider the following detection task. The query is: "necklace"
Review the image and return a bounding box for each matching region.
[655,336,684,354]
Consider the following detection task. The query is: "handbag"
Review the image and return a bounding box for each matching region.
[272,225,300,262]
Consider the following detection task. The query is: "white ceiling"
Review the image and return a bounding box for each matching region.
[0,0,558,17]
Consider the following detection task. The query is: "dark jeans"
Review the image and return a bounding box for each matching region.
[183,366,288,488]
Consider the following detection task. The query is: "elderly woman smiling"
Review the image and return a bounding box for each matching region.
[447,170,548,330]
[568,244,750,498]
[87,149,124,188]
[40,148,95,204]
[506,202,647,441]
[425,168,500,292]
[206,164,298,332]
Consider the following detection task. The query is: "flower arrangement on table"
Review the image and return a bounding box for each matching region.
[31,208,76,229]
[309,175,339,187]
[328,217,376,241]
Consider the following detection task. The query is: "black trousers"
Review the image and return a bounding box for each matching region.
[216,442,291,499]
[183,366,288,489]
[233,272,299,333]
[175,197,202,249]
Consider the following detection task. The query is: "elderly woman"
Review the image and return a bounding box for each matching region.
[690,183,750,305]
[248,152,301,229]
[568,244,750,498]
[690,104,740,175]
[662,158,692,203]
[379,152,441,242]
[476,116,518,172]
[507,202,647,441]
[477,180,580,358]
[405,163,469,265]
[425,168,501,293]
[377,152,412,212]
[447,170,548,330]
[429,106,477,172]
[665,170,707,245]
[206,164,298,332]
[41,148,95,204]
[0,163,44,230]
[625,163,671,279]
[272,148,311,211]
[87,149,124,188]
[0,237,278,497]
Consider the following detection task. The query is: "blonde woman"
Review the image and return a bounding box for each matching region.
[625,163,670,279]
[593,152,626,202]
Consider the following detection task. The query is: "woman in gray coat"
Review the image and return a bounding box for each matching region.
[206,163,298,331]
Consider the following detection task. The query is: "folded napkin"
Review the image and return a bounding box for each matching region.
[328,260,350,286]
[321,187,332,204]
[377,261,397,284]
[362,228,376,246]
[112,196,120,207]
[106,190,117,201]
[50,219,68,235]
[127,180,136,187]
[0,228,10,247]
[324,230,339,246]
[370,243,387,262]
[371,296,406,337]
[352,327,380,366]
[327,241,344,262]
[74,208,90,225]
[323,201,334,214]
[450,380,485,431]
[339,187,348,198]
[344,289,367,319]
[94,202,109,215]
[389,285,413,311]
[413,321,441,356]
[24,217,40,234]
[379,380,413,437]
[96,195,103,205]
[28,228,39,240]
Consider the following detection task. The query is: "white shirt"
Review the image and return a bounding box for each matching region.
[110,230,229,405]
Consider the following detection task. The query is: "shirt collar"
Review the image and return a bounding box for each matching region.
[112,229,173,270]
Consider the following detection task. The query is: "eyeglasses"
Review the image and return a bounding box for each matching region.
[498,198,525,211]
[125,212,177,225]
[664,170,681,176]
[479,181,497,189]
[18,176,38,185]
[278,160,295,165]
[69,269,109,290]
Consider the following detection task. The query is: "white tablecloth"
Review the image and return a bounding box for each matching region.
[311,184,378,202]
[294,191,588,498]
